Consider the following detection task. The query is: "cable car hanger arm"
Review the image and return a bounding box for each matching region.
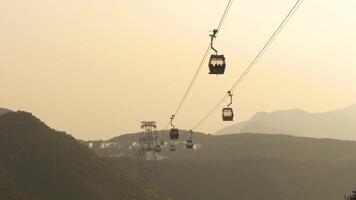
[170,115,175,128]
[209,29,218,54]
[227,91,233,108]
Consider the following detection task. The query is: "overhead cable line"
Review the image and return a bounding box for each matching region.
[191,0,304,130]
[164,0,235,129]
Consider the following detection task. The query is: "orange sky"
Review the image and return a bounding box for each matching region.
[1,0,355,140]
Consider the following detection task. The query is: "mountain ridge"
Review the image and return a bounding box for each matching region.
[0,111,160,200]
[95,131,356,200]
[216,105,356,140]
[0,108,12,115]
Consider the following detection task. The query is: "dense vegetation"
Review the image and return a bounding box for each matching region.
[0,111,161,200]
[100,131,356,200]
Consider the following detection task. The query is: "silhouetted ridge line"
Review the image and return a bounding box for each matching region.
[0,111,162,200]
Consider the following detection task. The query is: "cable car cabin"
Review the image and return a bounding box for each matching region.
[186,139,193,149]
[209,55,226,74]
[154,144,161,153]
[169,144,176,151]
[170,128,179,140]
[222,107,234,121]
[160,140,165,146]
[146,143,153,151]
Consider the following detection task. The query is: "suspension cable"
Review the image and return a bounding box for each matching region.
[191,0,304,130]
[164,0,235,129]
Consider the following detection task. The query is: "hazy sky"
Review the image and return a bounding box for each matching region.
[1,0,355,140]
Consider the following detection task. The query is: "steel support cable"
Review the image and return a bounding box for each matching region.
[217,0,234,31]
[164,0,235,130]
[191,94,229,130]
[191,0,304,130]
[230,0,303,92]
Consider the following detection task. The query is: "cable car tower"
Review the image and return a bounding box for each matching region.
[136,121,161,199]
[137,121,159,165]
[137,121,161,176]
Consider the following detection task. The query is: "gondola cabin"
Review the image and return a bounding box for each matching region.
[186,139,194,149]
[169,144,176,151]
[222,107,234,121]
[154,144,161,153]
[170,128,179,140]
[209,55,226,74]
[146,143,153,151]
[160,140,165,146]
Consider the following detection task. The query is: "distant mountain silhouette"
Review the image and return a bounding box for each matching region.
[0,107,12,115]
[96,132,356,200]
[0,111,161,200]
[216,105,356,140]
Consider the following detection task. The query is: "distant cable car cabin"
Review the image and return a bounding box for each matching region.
[186,129,194,149]
[208,29,226,75]
[186,139,193,149]
[160,140,165,146]
[222,91,234,121]
[146,143,153,151]
[169,115,179,140]
[169,144,176,151]
[154,144,161,153]
[170,128,179,140]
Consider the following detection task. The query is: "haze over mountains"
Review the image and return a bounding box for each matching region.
[1,107,356,200]
[216,104,356,140]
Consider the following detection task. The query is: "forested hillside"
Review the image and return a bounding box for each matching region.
[0,111,162,200]
[98,131,356,200]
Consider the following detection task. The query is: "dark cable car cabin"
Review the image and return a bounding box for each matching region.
[170,128,179,140]
[222,91,234,121]
[169,144,176,151]
[154,144,161,153]
[208,29,226,75]
[169,115,179,140]
[222,107,234,121]
[186,139,193,149]
[209,54,226,75]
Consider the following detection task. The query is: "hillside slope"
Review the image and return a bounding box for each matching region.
[98,132,356,200]
[0,111,159,200]
[0,107,12,115]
